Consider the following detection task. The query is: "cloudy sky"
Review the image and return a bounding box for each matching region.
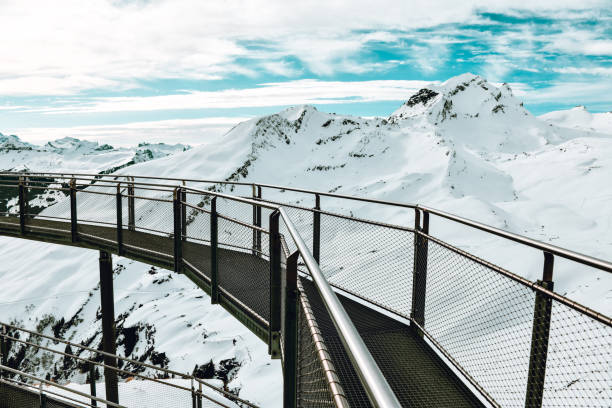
[0,0,611,146]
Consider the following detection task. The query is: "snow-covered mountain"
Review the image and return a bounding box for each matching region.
[0,133,190,174]
[1,73,610,406]
[539,105,612,135]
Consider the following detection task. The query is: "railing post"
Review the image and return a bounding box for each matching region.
[0,324,6,378]
[283,251,299,408]
[88,362,97,407]
[70,178,78,242]
[191,378,196,408]
[197,381,203,408]
[210,197,219,304]
[313,194,321,263]
[18,176,26,234]
[181,182,187,242]
[99,250,119,405]
[39,382,47,408]
[127,178,135,232]
[269,209,282,359]
[411,208,429,337]
[252,185,262,256]
[173,187,183,273]
[525,252,554,408]
[116,184,124,256]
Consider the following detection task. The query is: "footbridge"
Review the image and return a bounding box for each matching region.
[0,172,610,408]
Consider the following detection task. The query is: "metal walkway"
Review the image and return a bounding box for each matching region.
[0,172,610,408]
[0,217,481,407]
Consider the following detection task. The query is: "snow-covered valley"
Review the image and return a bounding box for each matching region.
[0,73,610,406]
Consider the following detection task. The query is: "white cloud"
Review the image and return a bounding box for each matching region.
[0,0,608,96]
[544,28,612,56]
[513,81,612,107]
[25,79,432,114]
[553,67,612,76]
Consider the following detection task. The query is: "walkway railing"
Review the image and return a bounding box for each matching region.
[0,322,256,407]
[0,171,610,408]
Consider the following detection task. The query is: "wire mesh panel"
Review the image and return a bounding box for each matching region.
[318,213,415,318]
[76,190,117,227]
[0,381,42,408]
[422,236,536,407]
[185,202,211,245]
[296,290,341,408]
[541,299,612,407]
[132,195,174,236]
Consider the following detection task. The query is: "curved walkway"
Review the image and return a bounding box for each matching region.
[0,216,484,407]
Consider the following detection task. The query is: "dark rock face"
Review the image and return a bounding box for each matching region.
[405,89,439,107]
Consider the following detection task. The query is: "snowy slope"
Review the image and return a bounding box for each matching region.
[1,73,611,406]
[121,73,611,311]
[539,105,612,135]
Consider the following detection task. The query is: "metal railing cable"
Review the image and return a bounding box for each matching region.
[0,323,256,408]
[278,207,402,407]
[0,364,126,408]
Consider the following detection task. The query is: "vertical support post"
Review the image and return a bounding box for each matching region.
[283,251,299,408]
[89,363,97,407]
[313,194,321,263]
[128,177,136,231]
[210,197,219,304]
[197,381,202,408]
[99,250,119,405]
[269,210,282,359]
[191,378,196,408]
[39,382,47,408]
[181,182,187,242]
[173,187,183,273]
[256,186,262,255]
[252,185,262,256]
[70,178,78,242]
[18,176,25,234]
[127,178,135,232]
[116,184,123,256]
[0,324,7,377]
[411,208,429,337]
[525,252,554,408]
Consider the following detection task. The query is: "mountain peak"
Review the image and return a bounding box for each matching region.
[389,73,527,123]
[279,104,318,121]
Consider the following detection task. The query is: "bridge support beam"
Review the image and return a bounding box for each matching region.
[283,251,299,408]
[411,209,429,337]
[173,187,183,273]
[116,185,124,256]
[18,177,26,235]
[99,250,119,405]
[127,179,135,232]
[313,194,321,263]
[70,179,78,242]
[210,197,219,304]
[181,184,187,242]
[269,210,282,359]
[525,252,554,408]
[252,185,262,256]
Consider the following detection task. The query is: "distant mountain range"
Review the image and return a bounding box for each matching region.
[0,133,190,174]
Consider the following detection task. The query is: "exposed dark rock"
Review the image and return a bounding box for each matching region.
[405,89,439,107]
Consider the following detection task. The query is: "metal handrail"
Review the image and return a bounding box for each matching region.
[279,207,402,407]
[418,205,612,273]
[0,172,404,407]
[0,364,126,408]
[4,171,612,407]
[0,322,259,408]
[6,171,609,275]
